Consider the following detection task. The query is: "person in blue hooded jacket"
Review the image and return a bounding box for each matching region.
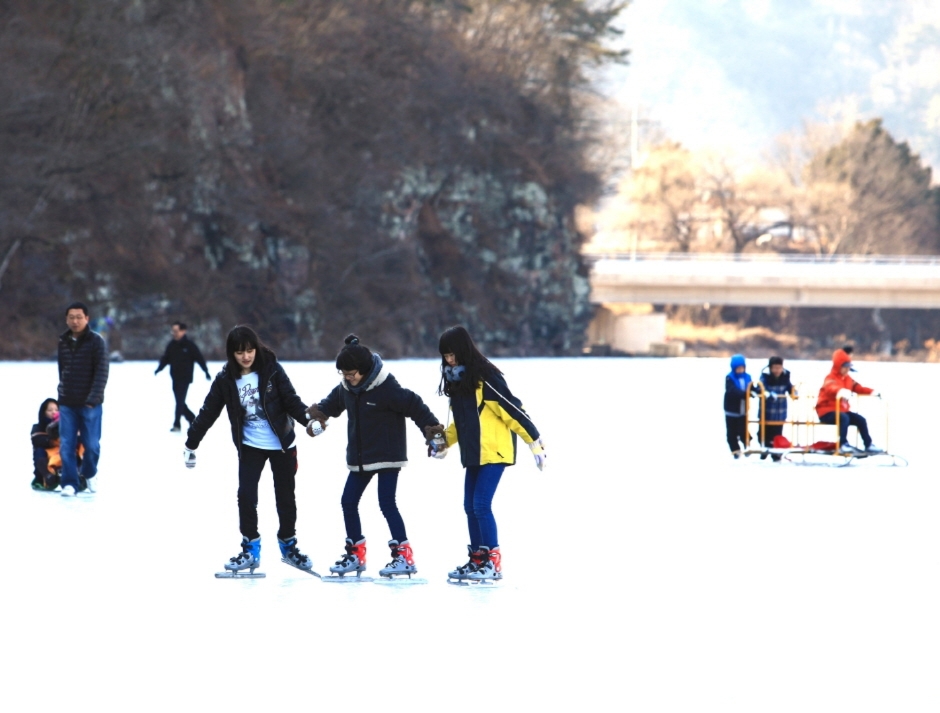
[724,354,759,458]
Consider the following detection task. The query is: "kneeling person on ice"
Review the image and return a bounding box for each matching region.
[184,325,316,575]
[305,334,444,579]
[815,349,883,455]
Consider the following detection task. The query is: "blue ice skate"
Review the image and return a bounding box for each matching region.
[215,536,265,579]
[279,536,320,577]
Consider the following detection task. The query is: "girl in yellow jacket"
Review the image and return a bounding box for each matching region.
[436,326,546,581]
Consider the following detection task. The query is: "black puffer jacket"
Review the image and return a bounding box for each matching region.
[186,350,309,452]
[57,327,109,407]
[156,335,210,384]
[31,398,59,450]
[316,356,441,472]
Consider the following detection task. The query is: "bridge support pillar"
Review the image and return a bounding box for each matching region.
[587,306,667,355]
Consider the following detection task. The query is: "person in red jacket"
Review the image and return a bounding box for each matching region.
[815,349,883,455]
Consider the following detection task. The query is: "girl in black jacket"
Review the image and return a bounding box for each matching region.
[306,335,443,579]
[184,326,313,576]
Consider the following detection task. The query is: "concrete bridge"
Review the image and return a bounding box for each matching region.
[585,253,940,354]
[589,252,940,309]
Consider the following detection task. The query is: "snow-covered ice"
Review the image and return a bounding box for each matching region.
[4,357,939,712]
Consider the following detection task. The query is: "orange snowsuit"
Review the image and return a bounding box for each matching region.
[815,349,873,417]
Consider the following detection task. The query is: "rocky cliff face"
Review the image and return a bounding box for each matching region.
[0,1,614,358]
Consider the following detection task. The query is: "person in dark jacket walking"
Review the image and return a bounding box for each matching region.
[306,335,444,579]
[436,326,545,582]
[155,322,211,432]
[184,325,314,576]
[757,356,798,461]
[723,354,759,459]
[57,302,109,497]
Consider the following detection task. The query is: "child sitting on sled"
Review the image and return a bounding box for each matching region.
[31,398,84,491]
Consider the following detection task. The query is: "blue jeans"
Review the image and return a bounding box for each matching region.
[819,410,871,447]
[340,469,406,543]
[464,464,505,550]
[59,404,102,490]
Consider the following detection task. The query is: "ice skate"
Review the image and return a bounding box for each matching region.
[215,536,265,579]
[279,536,320,577]
[466,546,502,581]
[447,545,483,581]
[323,538,372,581]
[378,540,418,578]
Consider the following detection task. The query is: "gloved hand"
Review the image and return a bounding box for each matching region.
[424,424,447,457]
[431,446,449,460]
[873,391,883,399]
[306,420,326,437]
[205,372,212,381]
[47,419,60,439]
[836,388,854,402]
[183,448,196,469]
[529,438,547,472]
[765,391,777,400]
[154,368,159,375]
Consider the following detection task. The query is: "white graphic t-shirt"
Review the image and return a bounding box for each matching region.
[235,372,282,450]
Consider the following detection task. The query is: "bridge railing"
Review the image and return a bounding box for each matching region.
[583,251,940,266]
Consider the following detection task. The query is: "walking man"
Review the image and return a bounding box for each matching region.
[155,322,211,432]
[57,301,109,497]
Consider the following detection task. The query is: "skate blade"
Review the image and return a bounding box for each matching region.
[322,575,374,583]
[215,571,266,579]
[280,558,321,578]
[374,576,428,585]
[447,577,498,587]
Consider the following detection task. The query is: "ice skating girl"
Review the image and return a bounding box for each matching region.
[305,335,444,578]
[436,326,546,582]
[184,325,315,574]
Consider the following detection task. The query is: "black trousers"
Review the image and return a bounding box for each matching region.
[237,444,298,541]
[760,424,784,447]
[725,415,748,453]
[172,380,196,427]
[819,411,872,447]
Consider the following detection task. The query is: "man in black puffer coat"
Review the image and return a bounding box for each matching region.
[155,321,211,432]
[57,301,109,496]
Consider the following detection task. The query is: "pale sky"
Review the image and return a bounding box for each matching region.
[599,0,940,174]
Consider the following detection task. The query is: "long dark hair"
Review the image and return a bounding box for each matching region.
[335,334,374,374]
[225,325,272,377]
[438,326,501,397]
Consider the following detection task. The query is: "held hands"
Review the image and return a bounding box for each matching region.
[183,448,196,469]
[529,438,547,472]
[424,424,448,459]
[305,406,329,437]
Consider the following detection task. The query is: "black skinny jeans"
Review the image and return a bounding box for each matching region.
[340,468,407,543]
[237,444,298,541]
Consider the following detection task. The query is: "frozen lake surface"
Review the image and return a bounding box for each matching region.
[5,357,938,712]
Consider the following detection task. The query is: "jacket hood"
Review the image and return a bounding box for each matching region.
[37,397,58,427]
[730,354,746,370]
[830,349,851,375]
[342,353,388,394]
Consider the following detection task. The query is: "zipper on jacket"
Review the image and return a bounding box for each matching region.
[260,373,286,453]
[354,392,364,472]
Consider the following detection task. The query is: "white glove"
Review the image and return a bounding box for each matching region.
[431,446,449,460]
[765,391,777,399]
[306,420,326,437]
[183,448,196,469]
[836,388,854,402]
[529,439,547,472]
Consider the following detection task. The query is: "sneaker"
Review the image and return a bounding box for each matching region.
[84,477,97,493]
[733,451,742,459]
[170,425,181,433]
[839,443,864,455]
[61,485,76,497]
[865,444,885,455]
